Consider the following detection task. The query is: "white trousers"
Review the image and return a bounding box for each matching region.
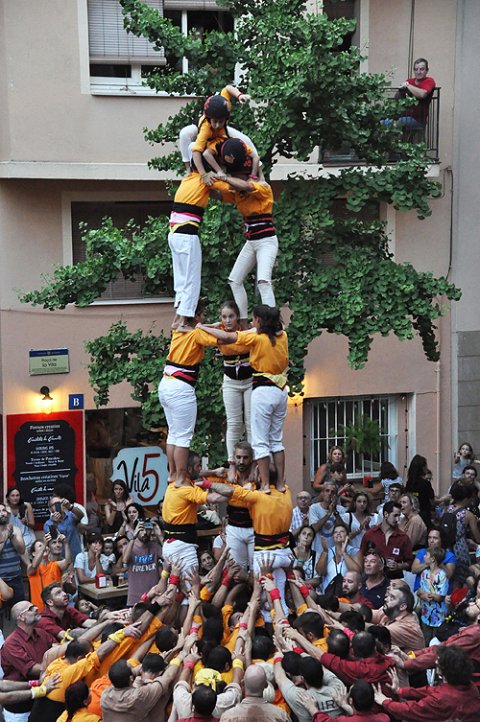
[178,124,258,163]
[222,375,252,460]
[168,231,201,318]
[228,235,278,318]
[250,385,287,460]
[158,377,196,448]
[163,539,199,573]
[226,524,254,571]
[254,547,293,614]
[3,713,31,722]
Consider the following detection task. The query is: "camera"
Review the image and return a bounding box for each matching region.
[143,521,154,531]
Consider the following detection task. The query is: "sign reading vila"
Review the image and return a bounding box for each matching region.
[111,446,168,506]
[6,412,84,526]
[29,348,70,376]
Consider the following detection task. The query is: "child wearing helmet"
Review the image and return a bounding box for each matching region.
[178,85,259,183]
[204,138,278,321]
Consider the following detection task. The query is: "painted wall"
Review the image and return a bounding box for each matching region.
[0,0,460,499]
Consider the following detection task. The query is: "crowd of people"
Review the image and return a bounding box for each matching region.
[0,438,480,722]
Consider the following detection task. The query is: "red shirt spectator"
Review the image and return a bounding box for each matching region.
[321,651,395,693]
[38,602,89,641]
[360,503,413,579]
[383,682,480,722]
[1,601,53,716]
[404,599,480,687]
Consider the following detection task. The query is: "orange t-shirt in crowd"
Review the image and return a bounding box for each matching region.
[28,561,63,609]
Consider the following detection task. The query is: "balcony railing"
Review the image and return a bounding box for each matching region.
[320,87,440,165]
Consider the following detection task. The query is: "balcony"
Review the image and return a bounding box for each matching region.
[320,87,441,166]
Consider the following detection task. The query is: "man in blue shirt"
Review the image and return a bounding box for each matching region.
[44,496,83,561]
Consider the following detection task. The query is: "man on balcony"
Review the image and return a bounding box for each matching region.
[397,57,436,130]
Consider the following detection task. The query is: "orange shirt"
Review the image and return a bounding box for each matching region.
[28,561,62,610]
[218,180,274,217]
[44,653,100,702]
[93,617,163,681]
[88,659,140,716]
[163,483,209,526]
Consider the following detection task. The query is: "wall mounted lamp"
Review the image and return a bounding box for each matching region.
[40,386,53,413]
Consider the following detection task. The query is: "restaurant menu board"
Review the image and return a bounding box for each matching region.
[6,412,84,526]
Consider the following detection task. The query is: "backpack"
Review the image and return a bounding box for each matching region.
[439,510,458,549]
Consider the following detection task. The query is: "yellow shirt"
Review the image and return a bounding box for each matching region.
[231,485,293,538]
[314,634,329,652]
[193,660,234,685]
[236,330,288,386]
[191,88,233,154]
[56,709,101,722]
[44,653,100,702]
[170,172,225,233]
[173,171,211,207]
[163,483,209,526]
[165,327,218,369]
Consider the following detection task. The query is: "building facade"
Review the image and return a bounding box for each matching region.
[0,0,471,504]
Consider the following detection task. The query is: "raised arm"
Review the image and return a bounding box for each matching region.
[10,526,25,556]
[57,537,71,572]
[196,324,238,344]
[28,540,46,575]
[24,502,36,529]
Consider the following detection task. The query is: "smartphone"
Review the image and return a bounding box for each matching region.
[54,501,62,514]
[49,524,58,539]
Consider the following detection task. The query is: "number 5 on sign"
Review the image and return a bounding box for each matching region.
[110,446,168,506]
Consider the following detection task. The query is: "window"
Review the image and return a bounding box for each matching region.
[87,0,233,93]
[308,395,398,479]
[162,1,234,74]
[71,200,172,302]
[86,408,167,501]
[88,0,166,92]
[322,0,360,49]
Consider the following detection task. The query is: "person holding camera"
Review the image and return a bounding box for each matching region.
[123,518,162,606]
[28,532,71,609]
[44,496,84,561]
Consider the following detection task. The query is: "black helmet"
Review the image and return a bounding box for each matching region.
[203,94,230,120]
[220,138,253,173]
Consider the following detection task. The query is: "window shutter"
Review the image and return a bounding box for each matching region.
[164,1,222,9]
[88,0,166,65]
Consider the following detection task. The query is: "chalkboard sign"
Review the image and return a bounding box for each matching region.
[7,412,84,526]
